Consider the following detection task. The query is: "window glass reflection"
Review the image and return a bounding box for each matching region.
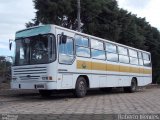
[139,59,143,66]
[138,52,142,59]
[92,49,105,60]
[107,53,118,62]
[106,43,117,53]
[130,57,138,65]
[91,39,104,50]
[143,53,150,61]
[59,37,74,64]
[118,46,128,55]
[143,60,151,67]
[75,35,89,47]
[119,55,129,63]
[129,49,137,58]
[76,46,90,57]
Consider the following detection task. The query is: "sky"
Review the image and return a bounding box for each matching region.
[0,0,160,57]
[0,0,35,56]
[117,0,160,30]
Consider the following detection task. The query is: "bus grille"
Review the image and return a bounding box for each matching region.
[12,66,47,80]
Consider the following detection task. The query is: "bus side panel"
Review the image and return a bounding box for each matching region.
[106,62,119,87]
[91,59,107,88]
[137,66,152,86]
[118,63,131,87]
[137,76,152,86]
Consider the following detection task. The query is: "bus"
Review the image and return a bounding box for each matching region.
[11,24,152,97]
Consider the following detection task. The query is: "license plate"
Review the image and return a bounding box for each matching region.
[36,84,45,89]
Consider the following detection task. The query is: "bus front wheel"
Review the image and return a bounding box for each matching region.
[124,78,137,93]
[74,77,87,98]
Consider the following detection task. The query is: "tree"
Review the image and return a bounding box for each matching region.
[27,0,160,83]
[0,56,12,83]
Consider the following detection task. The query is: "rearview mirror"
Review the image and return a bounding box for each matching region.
[60,35,67,44]
[9,39,13,50]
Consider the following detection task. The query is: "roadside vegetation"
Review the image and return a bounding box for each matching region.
[25,0,160,84]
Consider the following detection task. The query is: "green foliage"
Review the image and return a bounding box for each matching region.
[27,0,160,83]
[0,56,12,82]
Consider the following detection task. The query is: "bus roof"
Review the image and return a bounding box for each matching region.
[53,24,150,54]
[16,24,150,54]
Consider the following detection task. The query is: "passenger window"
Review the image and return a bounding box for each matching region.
[118,46,128,55]
[139,59,143,66]
[143,53,150,61]
[106,43,117,53]
[138,52,143,66]
[75,35,89,47]
[107,53,118,62]
[142,53,151,67]
[118,46,129,64]
[76,46,90,58]
[106,43,118,62]
[129,49,138,65]
[130,57,138,65]
[143,60,151,67]
[138,52,142,59]
[119,55,129,64]
[59,35,74,64]
[91,39,104,50]
[91,49,105,60]
[129,49,137,58]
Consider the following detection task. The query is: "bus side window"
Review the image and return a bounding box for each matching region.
[59,35,74,64]
[143,53,151,67]
[106,43,118,62]
[118,46,129,64]
[75,35,89,47]
[129,49,138,65]
[138,52,143,66]
[75,35,90,58]
[91,39,105,60]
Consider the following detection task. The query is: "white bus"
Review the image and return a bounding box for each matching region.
[11,24,152,97]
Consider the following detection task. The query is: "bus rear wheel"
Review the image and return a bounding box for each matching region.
[74,77,87,98]
[39,90,52,97]
[124,78,137,93]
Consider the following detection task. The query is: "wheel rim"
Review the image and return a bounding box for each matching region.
[131,81,136,91]
[79,81,86,95]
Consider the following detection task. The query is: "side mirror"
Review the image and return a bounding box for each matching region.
[9,39,13,50]
[60,35,67,44]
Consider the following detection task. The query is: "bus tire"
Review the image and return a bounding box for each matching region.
[74,77,87,98]
[39,90,52,97]
[124,78,137,93]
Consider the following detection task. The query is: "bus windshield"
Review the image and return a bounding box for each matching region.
[14,34,56,66]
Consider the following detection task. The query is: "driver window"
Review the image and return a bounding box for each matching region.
[59,35,74,64]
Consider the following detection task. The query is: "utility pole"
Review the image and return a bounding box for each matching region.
[77,0,81,32]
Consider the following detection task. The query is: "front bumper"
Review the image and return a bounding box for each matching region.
[11,81,57,90]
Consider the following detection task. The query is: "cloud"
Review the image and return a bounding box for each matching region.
[117,0,160,30]
[0,0,35,56]
[0,0,35,39]
[119,0,151,9]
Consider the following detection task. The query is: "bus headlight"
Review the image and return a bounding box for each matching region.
[42,76,48,80]
[42,76,53,80]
